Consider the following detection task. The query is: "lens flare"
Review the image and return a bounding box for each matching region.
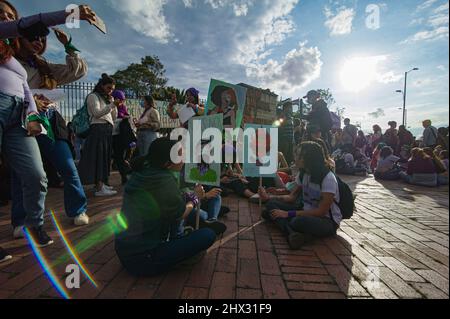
[50,210,98,288]
[24,228,70,300]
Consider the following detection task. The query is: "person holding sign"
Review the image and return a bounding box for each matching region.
[167,88,205,128]
[0,1,97,255]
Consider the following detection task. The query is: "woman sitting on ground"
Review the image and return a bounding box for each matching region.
[399,148,438,186]
[115,138,217,277]
[374,146,401,180]
[262,141,342,250]
[422,147,449,186]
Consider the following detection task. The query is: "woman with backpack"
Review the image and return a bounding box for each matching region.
[78,74,119,197]
[9,21,90,233]
[267,141,343,250]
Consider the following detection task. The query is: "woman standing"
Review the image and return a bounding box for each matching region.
[78,74,119,197]
[167,88,204,128]
[384,121,399,154]
[134,95,160,156]
[371,124,383,149]
[10,26,89,233]
[0,1,96,259]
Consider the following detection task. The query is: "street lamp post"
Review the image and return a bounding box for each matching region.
[399,68,419,127]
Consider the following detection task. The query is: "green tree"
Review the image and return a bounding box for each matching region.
[112,56,168,97]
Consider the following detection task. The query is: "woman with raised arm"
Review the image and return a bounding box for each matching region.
[0,0,96,260]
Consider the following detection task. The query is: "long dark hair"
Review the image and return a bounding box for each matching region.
[0,0,19,64]
[94,73,115,94]
[143,95,155,108]
[297,141,331,184]
[131,138,178,172]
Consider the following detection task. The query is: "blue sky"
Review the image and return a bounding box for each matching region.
[15,0,449,135]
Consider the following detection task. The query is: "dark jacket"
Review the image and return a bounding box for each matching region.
[115,165,186,259]
[304,100,332,133]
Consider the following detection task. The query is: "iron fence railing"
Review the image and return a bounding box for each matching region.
[56,82,179,129]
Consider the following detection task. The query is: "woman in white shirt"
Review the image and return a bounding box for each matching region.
[269,141,342,250]
[134,95,160,156]
[78,74,119,197]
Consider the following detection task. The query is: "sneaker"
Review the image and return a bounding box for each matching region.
[0,247,12,263]
[218,206,230,217]
[95,186,117,197]
[199,219,227,236]
[27,227,54,248]
[74,213,89,226]
[288,232,313,250]
[13,226,25,239]
[249,193,260,203]
[104,185,115,191]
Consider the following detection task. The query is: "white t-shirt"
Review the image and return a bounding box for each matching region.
[300,172,342,225]
[343,153,355,168]
[376,155,400,173]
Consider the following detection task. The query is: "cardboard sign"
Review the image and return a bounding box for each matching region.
[243,124,278,178]
[184,114,224,186]
[205,79,247,129]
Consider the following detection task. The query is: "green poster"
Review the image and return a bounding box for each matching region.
[205,79,247,129]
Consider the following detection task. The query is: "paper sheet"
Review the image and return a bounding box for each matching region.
[177,105,196,124]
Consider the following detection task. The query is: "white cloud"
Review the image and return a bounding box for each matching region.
[246,42,323,93]
[428,14,449,27]
[416,0,438,11]
[204,0,254,16]
[377,71,404,84]
[403,26,449,43]
[233,0,299,65]
[404,1,449,43]
[183,0,194,8]
[324,7,355,36]
[107,0,173,44]
[433,2,449,13]
[437,65,447,70]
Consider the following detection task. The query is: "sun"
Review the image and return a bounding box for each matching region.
[340,56,381,92]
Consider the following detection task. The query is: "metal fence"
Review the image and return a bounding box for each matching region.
[57,82,179,129]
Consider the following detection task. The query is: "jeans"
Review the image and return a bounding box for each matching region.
[137,130,157,156]
[0,92,47,228]
[117,228,216,276]
[112,135,129,181]
[11,135,88,226]
[200,193,222,221]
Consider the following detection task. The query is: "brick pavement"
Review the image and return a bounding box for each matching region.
[0,174,448,299]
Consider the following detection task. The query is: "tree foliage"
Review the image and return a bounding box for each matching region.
[112,56,168,97]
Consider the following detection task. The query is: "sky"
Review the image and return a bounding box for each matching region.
[14,0,449,136]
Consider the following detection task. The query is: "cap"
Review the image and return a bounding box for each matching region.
[303,90,320,99]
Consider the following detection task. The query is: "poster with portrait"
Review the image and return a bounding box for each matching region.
[243,124,278,178]
[184,114,224,187]
[205,79,247,129]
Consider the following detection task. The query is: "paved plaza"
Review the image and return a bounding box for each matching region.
[0,173,448,299]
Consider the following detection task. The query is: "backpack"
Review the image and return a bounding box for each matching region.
[334,174,355,220]
[72,94,93,138]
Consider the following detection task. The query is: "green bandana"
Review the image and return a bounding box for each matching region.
[27,114,55,141]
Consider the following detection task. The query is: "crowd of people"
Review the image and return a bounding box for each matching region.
[0,2,448,277]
